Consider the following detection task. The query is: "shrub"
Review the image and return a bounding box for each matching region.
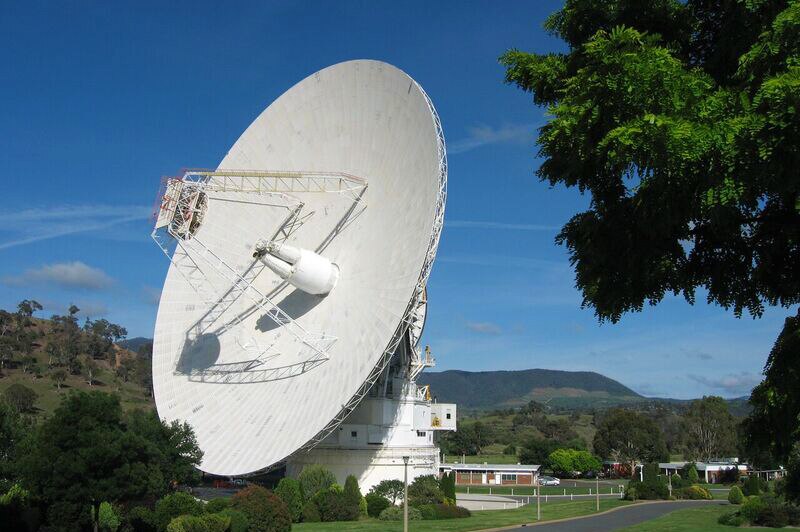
[626,476,669,500]
[742,475,763,496]
[230,485,291,532]
[720,467,740,484]
[728,485,744,505]
[369,479,404,504]
[503,444,516,455]
[379,505,422,521]
[125,506,157,532]
[204,498,230,514]
[755,502,789,528]
[311,488,359,522]
[676,485,712,500]
[3,383,38,412]
[275,478,304,522]
[359,496,367,516]
[166,515,207,532]
[417,503,471,520]
[98,502,121,532]
[155,492,205,531]
[740,495,766,523]
[365,493,391,518]
[624,487,638,501]
[408,475,444,507]
[201,514,230,532]
[717,511,746,527]
[670,473,683,489]
[343,475,362,515]
[301,500,320,522]
[298,465,337,500]
[685,464,700,484]
[217,509,249,532]
[440,472,456,502]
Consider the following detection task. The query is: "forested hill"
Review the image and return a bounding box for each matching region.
[418,369,643,410]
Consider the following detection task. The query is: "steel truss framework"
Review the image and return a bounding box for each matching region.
[153,170,368,383]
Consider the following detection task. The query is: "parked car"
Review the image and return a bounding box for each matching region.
[539,476,560,486]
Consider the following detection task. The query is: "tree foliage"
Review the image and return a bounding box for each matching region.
[230,485,291,532]
[274,477,303,522]
[297,465,336,501]
[683,396,738,461]
[2,384,37,413]
[502,0,800,494]
[548,448,601,476]
[592,409,668,472]
[369,479,404,504]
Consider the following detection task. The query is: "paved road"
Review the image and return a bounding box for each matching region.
[510,500,724,531]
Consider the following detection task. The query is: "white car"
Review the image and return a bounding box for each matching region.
[539,476,560,486]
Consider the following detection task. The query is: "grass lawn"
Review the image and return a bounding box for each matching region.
[293,499,632,531]
[617,503,732,531]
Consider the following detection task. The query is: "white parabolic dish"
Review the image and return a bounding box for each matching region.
[152,60,447,476]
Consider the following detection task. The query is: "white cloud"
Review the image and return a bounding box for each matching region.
[3,261,115,291]
[688,372,761,397]
[448,123,535,154]
[447,220,557,232]
[466,321,502,335]
[0,204,151,250]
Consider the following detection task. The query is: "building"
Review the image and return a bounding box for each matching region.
[659,461,749,484]
[440,463,540,486]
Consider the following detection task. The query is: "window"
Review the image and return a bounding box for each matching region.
[446,413,451,419]
[501,474,517,482]
[351,431,358,438]
[417,431,426,437]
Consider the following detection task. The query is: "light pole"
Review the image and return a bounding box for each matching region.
[536,472,541,521]
[403,456,410,532]
[596,473,600,511]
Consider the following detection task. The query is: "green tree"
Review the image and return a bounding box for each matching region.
[342,475,361,515]
[0,401,28,491]
[50,368,68,390]
[369,478,404,504]
[274,477,304,522]
[548,448,601,476]
[519,437,558,466]
[683,396,738,462]
[2,383,37,413]
[98,501,121,532]
[685,463,700,484]
[501,0,800,497]
[728,485,744,504]
[18,391,202,531]
[230,485,291,532]
[593,409,668,474]
[155,492,204,531]
[298,465,336,501]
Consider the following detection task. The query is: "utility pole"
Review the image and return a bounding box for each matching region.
[596,473,600,511]
[403,456,409,532]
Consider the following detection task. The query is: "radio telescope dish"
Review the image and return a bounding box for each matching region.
[151,60,447,476]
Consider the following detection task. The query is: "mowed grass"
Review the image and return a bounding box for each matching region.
[617,503,733,531]
[293,499,632,531]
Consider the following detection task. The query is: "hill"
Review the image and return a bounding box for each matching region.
[419,368,643,411]
[118,337,153,352]
[0,309,154,416]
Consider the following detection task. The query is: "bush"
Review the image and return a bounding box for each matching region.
[166,515,207,532]
[503,444,516,455]
[408,475,444,507]
[343,475,362,515]
[369,479,404,504]
[98,502,121,532]
[3,383,38,413]
[740,496,766,523]
[125,506,157,532]
[742,475,768,496]
[275,478,304,522]
[311,488,359,522]
[440,472,456,502]
[155,492,205,531]
[670,473,684,489]
[204,498,230,514]
[359,496,367,516]
[230,485,291,532]
[717,511,746,527]
[379,505,422,521]
[217,509,249,532]
[417,504,471,520]
[624,487,638,501]
[685,464,700,484]
[676,485,712,500]
[301,501,320,523]
[626,475,669,500]
[728,485,744,505]
[365,493,391,518]
[202,514,230,532]
[298,465,337,500]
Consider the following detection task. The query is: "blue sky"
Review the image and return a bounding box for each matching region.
[0,1,790,399]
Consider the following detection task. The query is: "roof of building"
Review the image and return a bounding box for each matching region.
[440,463,540,472]
[659,461,748,471]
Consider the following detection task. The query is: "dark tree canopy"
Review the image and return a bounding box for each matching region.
[592,409,668,471]
[502,0,799,322]
[682,396,738,462]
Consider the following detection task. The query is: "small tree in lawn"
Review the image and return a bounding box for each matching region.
[82,356,97,386]
[298,465,337,501]
[274,477,304,523]
[685,464,700,484]
[370,479,404,504]
[343,475,361,516]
